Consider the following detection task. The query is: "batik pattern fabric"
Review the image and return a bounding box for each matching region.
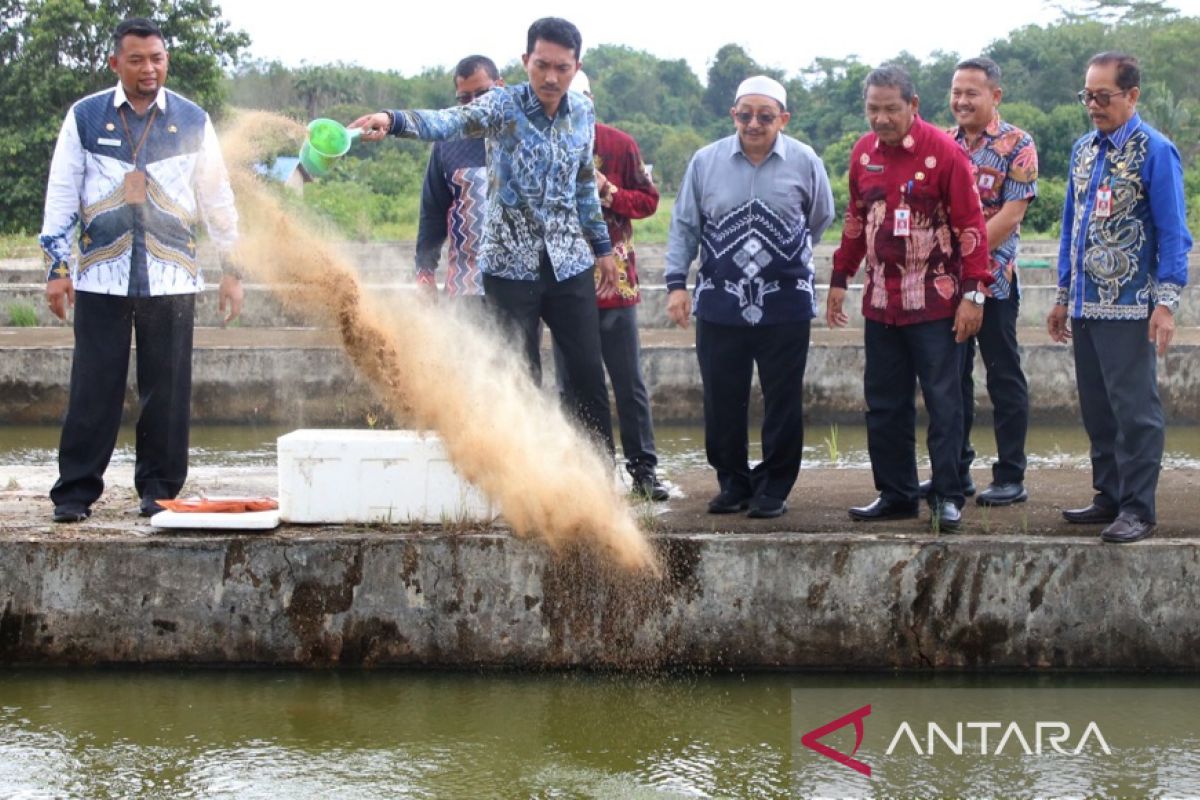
[594,122,659,309]
[40,83,238,296]
[415,138,487,296]
[832,115,992,326]
[1057,114,1191,319]
[390,83,611,283]
[664,133,835,327]
[950,114,1038,300]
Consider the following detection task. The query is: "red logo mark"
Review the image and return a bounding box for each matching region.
[801,704,872,777]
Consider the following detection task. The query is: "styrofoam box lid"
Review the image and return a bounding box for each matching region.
[278,429,436,444]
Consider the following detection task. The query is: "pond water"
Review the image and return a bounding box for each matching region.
[2,671,1197,799]
[1,423,1199,471]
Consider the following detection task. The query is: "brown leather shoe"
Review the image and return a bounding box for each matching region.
[1101,515,1156,544]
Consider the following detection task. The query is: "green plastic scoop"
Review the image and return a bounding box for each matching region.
[299,118,361,178]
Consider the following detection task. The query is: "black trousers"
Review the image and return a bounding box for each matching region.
[1072,318,1164,522]
[959,285,1029,484]
[483,256,614,453]
[864,317,965,508]
[695,318,810,503]
[553,304,658,471]
[51,291,195,509]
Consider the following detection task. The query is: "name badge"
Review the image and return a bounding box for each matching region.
[894,207,911,237]
[124,170,147,205]
[98,137,122,147]
[1094,186,1112,218]
[978,174,995,190]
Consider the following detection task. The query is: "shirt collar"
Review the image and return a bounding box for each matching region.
[731,131,788,162]
[113,82,167,113]
[953,110,1003,143]
[517,82,571,120]
[1092,113,1141,150]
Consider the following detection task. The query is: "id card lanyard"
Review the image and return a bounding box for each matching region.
[118,105,159,205]
[894,179,913,237]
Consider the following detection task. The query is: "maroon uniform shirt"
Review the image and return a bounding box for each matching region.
[593,122,659,309]
[832,115,991,325]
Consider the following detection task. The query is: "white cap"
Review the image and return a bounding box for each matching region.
[571,70,592,96]
[735,75,786,107]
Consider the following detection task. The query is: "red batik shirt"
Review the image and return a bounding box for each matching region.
[832,115,991,326]
[593,122,659,309]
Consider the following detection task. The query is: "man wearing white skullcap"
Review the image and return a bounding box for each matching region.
[664,74,835,519]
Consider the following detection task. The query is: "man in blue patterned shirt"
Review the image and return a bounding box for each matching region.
[351,18,617,452]
[923,57,1038,508]
[1049,52,1192,544]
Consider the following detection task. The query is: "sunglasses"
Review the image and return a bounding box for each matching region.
[456,87,492,105]
[1077,89,1130,107]
[735,111,778,126]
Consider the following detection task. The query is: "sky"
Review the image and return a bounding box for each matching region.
[216,0,1200,80]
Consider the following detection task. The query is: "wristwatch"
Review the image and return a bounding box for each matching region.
[962,290,987,306]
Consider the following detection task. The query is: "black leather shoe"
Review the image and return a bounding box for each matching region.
[140,498,166,517]
[849,497,920,522]
[708,491,751,514]
[1062,503,1118,524]
[919,478,975,499]
[976,482,1028,507]
[747,496,787,519]
[630,470,669,502]
[931,500,962,532]
[1101,515,1156,543]
[52,505,91,523]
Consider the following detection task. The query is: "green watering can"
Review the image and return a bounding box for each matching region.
[299,118,361,178]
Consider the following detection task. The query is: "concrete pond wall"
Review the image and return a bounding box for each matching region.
[3,530,1200,670]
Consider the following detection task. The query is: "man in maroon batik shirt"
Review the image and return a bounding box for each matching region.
[826,64,991,532]
[554,71,668,501]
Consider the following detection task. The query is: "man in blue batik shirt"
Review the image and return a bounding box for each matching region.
[1048,51,1192,544]
[350,17,618,453]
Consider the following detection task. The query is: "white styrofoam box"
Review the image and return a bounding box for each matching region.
[277,429,494,524]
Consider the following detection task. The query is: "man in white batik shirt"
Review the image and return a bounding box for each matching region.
[39,17,243,523]
[664,75,835,520]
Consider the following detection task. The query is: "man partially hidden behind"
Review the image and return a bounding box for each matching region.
[921,56,1038,508]
[40,17,243,522]
[1049,52,1192,544]
[554,70,668,501]
[415,55,502,302]
[665,76,835,519]
[828,65,991,532]
[350,17,617,454]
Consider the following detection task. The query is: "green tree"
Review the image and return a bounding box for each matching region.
[292,63,357,119]
[0,0,249,232]
[703,44,783,121]
[653,127,707,192]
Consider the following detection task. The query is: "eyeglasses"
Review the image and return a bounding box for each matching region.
[456,87,492,105]
[735,111,778,126]
[1077,89,1130,107]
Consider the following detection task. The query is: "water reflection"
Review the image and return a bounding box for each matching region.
[1,672,1198,798]
[1,423,1199,471]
